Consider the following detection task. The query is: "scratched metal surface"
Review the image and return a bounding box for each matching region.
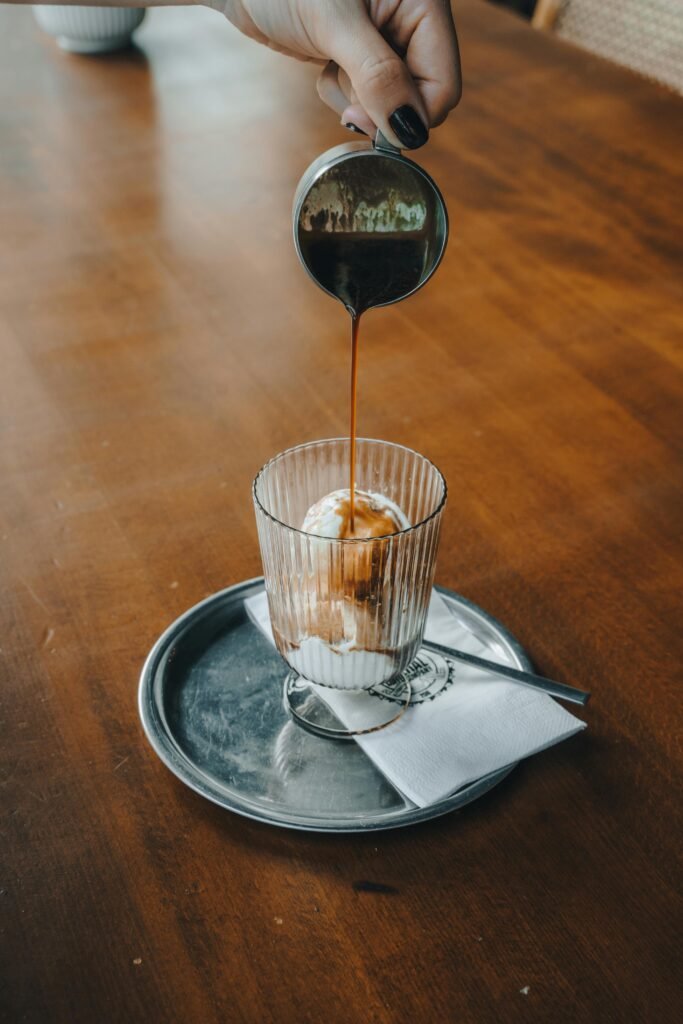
[138,579,531,832]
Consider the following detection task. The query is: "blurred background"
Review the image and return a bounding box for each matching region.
[16,1,683,96]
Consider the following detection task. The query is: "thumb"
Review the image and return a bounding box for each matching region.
[325,11,430,149]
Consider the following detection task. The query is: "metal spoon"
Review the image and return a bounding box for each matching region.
[423,640,591,706]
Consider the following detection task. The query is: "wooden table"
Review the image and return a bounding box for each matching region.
[2,3,682,1021]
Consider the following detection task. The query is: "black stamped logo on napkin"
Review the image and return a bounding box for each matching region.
[370,651,455,706]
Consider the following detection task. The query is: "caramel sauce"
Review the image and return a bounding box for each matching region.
[298,230,431,538]
[335,491,401,540]
[349,314,360,531]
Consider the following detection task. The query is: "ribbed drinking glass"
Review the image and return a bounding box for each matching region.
[253,438,447,692]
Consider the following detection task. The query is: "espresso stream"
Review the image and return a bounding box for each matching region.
[300,230,431,532]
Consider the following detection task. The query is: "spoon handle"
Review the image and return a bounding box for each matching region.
[423,640,591,707]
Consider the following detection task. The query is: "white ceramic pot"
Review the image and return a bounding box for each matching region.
[33,6,146,54]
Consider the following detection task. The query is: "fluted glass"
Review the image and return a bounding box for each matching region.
[253,438,447,691]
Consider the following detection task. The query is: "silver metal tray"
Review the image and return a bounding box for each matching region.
[138,578,532,833]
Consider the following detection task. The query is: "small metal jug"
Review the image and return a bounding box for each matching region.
[293,131,448,316]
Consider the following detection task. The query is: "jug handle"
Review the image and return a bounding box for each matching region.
[374,130,402,155]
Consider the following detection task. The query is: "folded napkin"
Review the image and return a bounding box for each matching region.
[245,590,586,808]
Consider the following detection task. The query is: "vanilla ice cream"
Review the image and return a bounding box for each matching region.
[302,488,410,540]
[275,488,413,689]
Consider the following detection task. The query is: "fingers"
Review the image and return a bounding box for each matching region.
[324,7,430,149]
[340,104,377,138]
[317,63,375,137]
[403,2,462,127]
[316,2,461,146]
[336,66,376,137]
[317,61,350,116]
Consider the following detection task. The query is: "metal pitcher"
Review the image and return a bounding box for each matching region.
[293,131,449,316]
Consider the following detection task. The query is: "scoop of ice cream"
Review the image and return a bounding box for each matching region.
[302,488,410,540]
[292,489,410,654]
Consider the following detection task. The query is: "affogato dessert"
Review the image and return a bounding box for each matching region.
[272,487,413,689]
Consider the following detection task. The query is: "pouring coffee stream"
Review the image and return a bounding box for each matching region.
[294,131,448,531]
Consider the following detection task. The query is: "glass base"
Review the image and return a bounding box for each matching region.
[284,673,412,740]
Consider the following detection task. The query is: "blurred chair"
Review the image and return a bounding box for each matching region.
[532,0,683,94]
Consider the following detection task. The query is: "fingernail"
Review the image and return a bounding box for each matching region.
[343,122,368,137]
[388,105,429,149]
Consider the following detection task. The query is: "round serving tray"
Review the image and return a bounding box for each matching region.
[139,578,532,833]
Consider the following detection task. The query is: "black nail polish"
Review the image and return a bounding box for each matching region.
[344,123,368,137]
[388,105,429,149]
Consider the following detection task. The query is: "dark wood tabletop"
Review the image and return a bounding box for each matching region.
[1,3,682,1022]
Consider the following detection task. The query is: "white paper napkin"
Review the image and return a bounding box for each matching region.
[245,590,586,808]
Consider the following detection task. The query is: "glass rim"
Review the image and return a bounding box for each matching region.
[252,437,447,544]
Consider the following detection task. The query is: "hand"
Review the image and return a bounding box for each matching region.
[208,0,461,148]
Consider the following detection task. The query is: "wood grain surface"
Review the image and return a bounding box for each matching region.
[1,3,682,1022]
